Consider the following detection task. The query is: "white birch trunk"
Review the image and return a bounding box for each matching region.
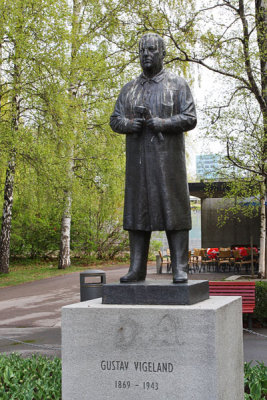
[58,148,74,269]
[0,151,16,273]
[258,182,266,277]
[0,48,19,273]
[58,0,82,269]
[58,188,72,269]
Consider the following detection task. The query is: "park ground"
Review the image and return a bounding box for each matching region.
[0,262,266,364]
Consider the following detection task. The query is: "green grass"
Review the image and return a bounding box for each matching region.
[0,258,110,288]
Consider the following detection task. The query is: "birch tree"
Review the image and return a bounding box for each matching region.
[0,21,16,273]
[0,0,67,273]
[0,2,27,273]
[58,0,81,269]
[57,0,133,268]
[0,0,134,267]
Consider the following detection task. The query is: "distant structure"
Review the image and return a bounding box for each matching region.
[196,154,221,180]
[189,181,260,248]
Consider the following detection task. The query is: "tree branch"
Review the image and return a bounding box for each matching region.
[238,0,266,111]
[227,138,265,177]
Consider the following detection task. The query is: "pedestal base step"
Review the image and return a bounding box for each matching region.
[102,280,209,305]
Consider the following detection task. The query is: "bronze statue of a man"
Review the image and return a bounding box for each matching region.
[110,33,197,284]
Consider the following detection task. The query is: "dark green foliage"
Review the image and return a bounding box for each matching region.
[0,354,265,398]
[254,282,267,326]
[244,362,267,399]
[0,353,61,400]
[11,204,61,258]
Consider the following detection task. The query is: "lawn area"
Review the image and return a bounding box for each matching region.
[0,259,108,288]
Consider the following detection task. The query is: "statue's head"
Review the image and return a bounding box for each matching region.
[139,33,166,77]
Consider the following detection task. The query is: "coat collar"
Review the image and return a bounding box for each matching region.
[139,69,165,85]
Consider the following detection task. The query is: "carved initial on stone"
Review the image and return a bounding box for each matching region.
[154,314,180,346]
[115,318,139,349]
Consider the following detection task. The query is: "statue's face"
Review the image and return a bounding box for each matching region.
[139,35,164,76]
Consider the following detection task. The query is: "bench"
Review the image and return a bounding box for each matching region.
[209,281,256,328]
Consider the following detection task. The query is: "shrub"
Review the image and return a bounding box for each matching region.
[254,282,267,326]
[0,353,61,400]
[0,353,266,399]
[244,361,267,399]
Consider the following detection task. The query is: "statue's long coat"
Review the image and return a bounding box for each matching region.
[110,69,197,231]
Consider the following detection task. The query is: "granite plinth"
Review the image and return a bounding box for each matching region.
[62,296,244,400]
[102,280,209,305]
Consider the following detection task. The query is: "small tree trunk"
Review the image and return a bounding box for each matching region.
[58,189,72,269]
[0,151,16,273]
[58,147,74,269]
[258,181,266,278]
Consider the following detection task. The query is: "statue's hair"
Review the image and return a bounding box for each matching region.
[139,33,166,54]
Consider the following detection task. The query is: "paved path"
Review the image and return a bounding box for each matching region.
[0,264,266,364]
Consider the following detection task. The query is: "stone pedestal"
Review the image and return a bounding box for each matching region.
[102,280,209,305]
[62,296,244,400]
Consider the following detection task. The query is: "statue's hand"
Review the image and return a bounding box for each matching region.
[146,118,164,132]
[127,118,143,134]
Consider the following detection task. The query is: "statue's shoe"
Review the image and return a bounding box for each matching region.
[120,271,146,283]
[173,269,188,284]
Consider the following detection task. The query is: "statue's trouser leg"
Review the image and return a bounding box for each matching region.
[166,230,189,283]
[120,230,151,283]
